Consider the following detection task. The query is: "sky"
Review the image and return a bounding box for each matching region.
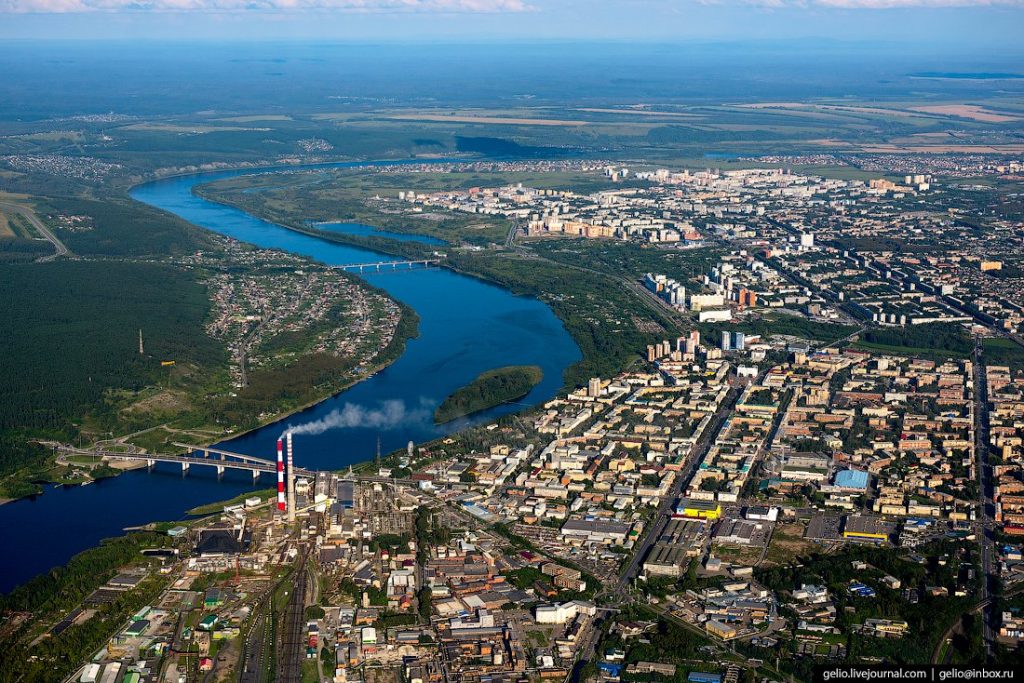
[0,0,1023,45]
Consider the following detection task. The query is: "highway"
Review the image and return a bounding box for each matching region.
[619,380,747,591]
[0,200,69,261]
[972,337,998,655]
[568,379,747,681]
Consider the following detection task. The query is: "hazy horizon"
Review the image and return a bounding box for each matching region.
[2,0,1023,46]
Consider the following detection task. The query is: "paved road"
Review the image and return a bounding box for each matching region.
[0,200,69,261]
[972,338,998,656]
[619,381,746,591]
[505,221,518,247]
[568,379,747,682]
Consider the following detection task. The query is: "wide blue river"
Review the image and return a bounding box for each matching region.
[0,161,580,593]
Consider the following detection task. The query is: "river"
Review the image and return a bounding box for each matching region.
[0,161,580,594]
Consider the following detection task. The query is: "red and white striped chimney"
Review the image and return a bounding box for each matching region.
[276,437,286,513]
[286,431,296,522]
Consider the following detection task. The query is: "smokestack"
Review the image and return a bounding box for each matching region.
[276,438,286,515]
[286,431,296,522]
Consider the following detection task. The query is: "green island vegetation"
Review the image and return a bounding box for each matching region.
[195,168,522,247]
[434,365,544,424]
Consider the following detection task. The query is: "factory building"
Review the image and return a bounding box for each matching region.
[842,515,891,542]
[674,498,722,522]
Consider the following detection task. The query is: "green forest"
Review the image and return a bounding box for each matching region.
[0,260,224,496]
[46,196,218,257]
[435,365,543,424]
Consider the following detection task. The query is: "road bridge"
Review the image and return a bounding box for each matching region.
[333,258,440,273]
[56,443,428,488]
[58,444,315,480]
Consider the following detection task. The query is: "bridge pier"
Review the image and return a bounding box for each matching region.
[252,469,261,482]
[147,459,155,470]
[216,465,225,478]
[181,461,189,474]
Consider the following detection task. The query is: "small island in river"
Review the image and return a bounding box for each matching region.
[434,365,544,424]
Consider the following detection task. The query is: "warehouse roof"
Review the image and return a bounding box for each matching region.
[834,469,869,491]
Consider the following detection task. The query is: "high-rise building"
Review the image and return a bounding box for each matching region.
[588,378,602,398]
[721,331,732,352]
[733,332,746,351]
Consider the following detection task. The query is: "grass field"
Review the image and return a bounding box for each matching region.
[118,122,271,133]
[215,114,294,122]
[852,340,970,360]
[188,488,275,515]
[983,337,1024,370]
[0,210,12,237]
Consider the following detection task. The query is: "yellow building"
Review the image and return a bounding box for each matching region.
[842,515,890,541]
[674,498,722,521]
[705,619,738,640]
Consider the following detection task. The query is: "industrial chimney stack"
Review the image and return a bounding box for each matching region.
[276,438,286,516]
[286,431,296,522]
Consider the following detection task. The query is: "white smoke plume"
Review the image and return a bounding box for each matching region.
[284,398,433,436]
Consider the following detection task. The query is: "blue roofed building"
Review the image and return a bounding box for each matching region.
[689,672,723,683]
[834,469,869,491]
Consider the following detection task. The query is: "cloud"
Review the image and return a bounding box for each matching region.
[284,398,433,436]
[0,0,529,12]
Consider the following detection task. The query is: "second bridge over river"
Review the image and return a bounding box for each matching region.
[332,258,441,273]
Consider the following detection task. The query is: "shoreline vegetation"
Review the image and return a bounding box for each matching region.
[434,365,544,424]
[0,179,422,503]
[192,180,680,389]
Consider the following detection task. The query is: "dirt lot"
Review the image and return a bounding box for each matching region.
[908,104,1018,123]
[762,522,815,566]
